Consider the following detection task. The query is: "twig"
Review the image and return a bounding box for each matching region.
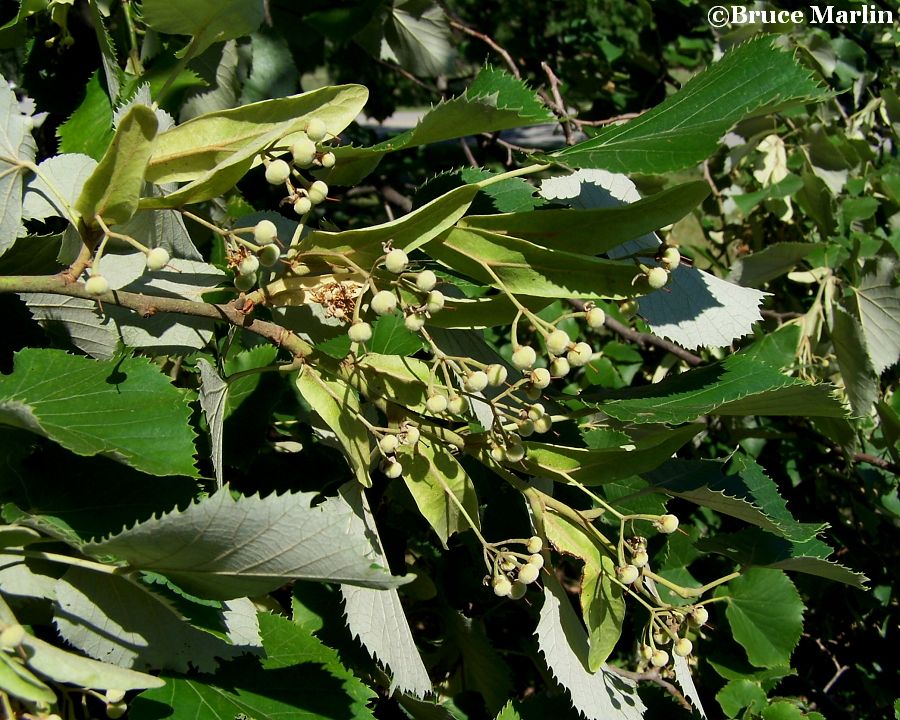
[760,309,803,321]
[540,61,574,145]
[847,450,900,476]
[572,112,643,127]
[702,159,722,199]
[1,273,312,358]
[444,15,521,79]
[603,315,703,367]
[459,138,479,168]
[607,665,692,711]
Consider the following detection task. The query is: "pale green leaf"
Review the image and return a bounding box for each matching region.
[0,553,58,601]
[53,567,257,673]
[82,487,406,599]
[673,654,706,718]
[521,423,703,486]
[145,85,367,185]
[197,359,227,488]
[0,348,198,477]
[543,511,624,671]
[112,202,203,261]
[130,612,377,720]
[22,153,96,224]
[339,485,430,697]
[591,354,846,424]
[548,37,827,174]
[535,575,645,720]
[74,104,157,226]
[0,651,56,704]
[296,367,371,487]
[179,41,240,121]
[720,568,804,669]
[0,72,36,258]
[852,259,900,375]
[401,436,480,547]
[141,0,264,57]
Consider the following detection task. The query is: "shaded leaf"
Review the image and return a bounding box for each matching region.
[22,153,96,224]
[0,348,197,477]
[728,243,815,288]
[0,72,36,258]
[197,359,227,487]
[82,487,407,599]
[24,293,118,359]
[696,527,867,588]
[851,258,900,374]
[830,305,878,417]
[53,567,255,673]
[673,654,706,718]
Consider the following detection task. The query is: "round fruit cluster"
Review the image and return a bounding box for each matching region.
[488,535,545,599]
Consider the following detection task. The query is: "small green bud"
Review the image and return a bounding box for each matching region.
[616,564,639,584]
[146,247,170,271]
[293,196,312,216]
[527,553,544,568]
[650,649,669,668]
[517,419,535,437]
[567,342,593,367]
[486,364,508,386]
[509,581,527,600]
[673,638,693,657]
[546,329,570,356]
[416,270,437,292]
[0,623,26,649]
[549,357,570,378]
[234,272,257,292]
[661,246,681,271]
[290,136,317,167]
[253,219,278,245]
[631,551,649,568]
[426,393,448,414]
[105,690,126,704]
[238,255,260,277]
[381,458,403,479]
[517,563,540,585]
[447,394,468,415]
[586,307,606,328]
[464,370,489,393]
[689,606,709,626]
[492,576,512,597]
[425,290,445,314]
[527,403,545,421]
[655,514,679,534]
[646,266,669,289]
[259,244,281,267]
[402,425,420,445]
[533,415,553,434]
[371,290,397,315]
[531,367,551,389]
[404,313,425,332]
[384,248,409,273]
[308,180,329,205]
[348,321,372,343]
[504,441,526,463]
[319,152,336,168]
[305,117,327,142]
[85,275,109,296]
[379,434,400,454]
[265,159,292,185]
[511,346,537,370]
[526,536,542,554]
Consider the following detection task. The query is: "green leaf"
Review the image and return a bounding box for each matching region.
[728,242,816,288]
[303,184,480,265]
[401,436,480,547]
[53,567,258,673]
[644,456,822,543]
[130,612,377,720]
[547,37,827,174]
[543,511,624,671]
[0,348,197,477]
[24,293,118,360]
[327,67,554,185]
[720,568,804,669]
[368,312,426,355]
[145,85,368,185]
[830,304,879,417]
[296,367,371,488]
[339,485,430,697]
[463,181,709,255]
[141,0,264,57]
[589,354,845,424]
[82,487,406,599]
[241,30,298,105]
[716,678,768,718]
[495,701,522,720]
[56,71,115,161]
[696,527,867,588]
[416,167,545,215]
[535,575,645,720]
[74,104,158,226]
[521,423,702,486]
[426,227,640,300]
[0,72,36,258]
[851,258,900,375]
[731,173,804,216]
[358,0,454,77]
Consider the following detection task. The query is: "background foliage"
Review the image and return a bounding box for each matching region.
[0,1,897,720]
